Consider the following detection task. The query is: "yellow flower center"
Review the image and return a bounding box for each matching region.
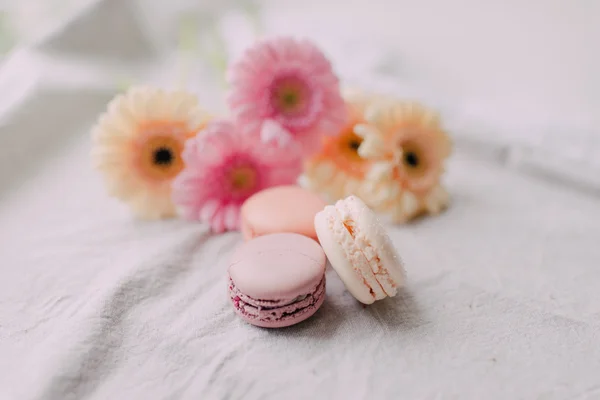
[271,76,308,115]
[229,166,257,192]
[280,90,300,110]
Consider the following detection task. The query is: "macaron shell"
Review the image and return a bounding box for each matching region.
[315,206,379,304]
[230,277,326,328]
[229,233,326,301]
[348,197,406,291]
[240,186,327,241]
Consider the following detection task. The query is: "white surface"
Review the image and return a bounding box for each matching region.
[262,0,600,139]
[1,1,600,399]
[1,135,600,399]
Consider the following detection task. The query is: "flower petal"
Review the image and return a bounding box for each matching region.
[224,205,240,231]
[260,119,293,147]
[314,162,335,182]
[358,136,386,159]
[401,191,420,217]
[210,207,226,233]
[425,185,449,214]
[199,199,220,222]
[367,162,394,182]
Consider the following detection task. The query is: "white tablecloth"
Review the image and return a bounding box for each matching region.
[1,130,600,399]
[1,1,600,398]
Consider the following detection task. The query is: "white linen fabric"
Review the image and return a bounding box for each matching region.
[1,135,600,399]
[1,1,599,399]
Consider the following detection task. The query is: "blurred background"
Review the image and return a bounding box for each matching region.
[0,0,598,193]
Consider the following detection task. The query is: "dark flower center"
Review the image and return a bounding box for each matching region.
[153,147,173,166]
[350,138,362,151]
[404,151,419,167]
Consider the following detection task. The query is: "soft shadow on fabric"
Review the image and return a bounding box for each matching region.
[262,297,347,339]
[363,289,425,330]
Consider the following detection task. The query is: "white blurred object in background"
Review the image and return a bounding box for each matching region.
[0,0,598,190]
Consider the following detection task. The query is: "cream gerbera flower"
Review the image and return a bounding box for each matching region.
[92,86,209,219]
[301,91,378,202]
[355,100,452,222]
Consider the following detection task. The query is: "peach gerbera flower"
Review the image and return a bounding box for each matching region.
[172,119,303,233]
[227,36,347,157]
[355,100,452,222]
[92,86,209,219]
[302,91,374,201]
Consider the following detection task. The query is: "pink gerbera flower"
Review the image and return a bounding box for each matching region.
[172,119,303,233]
[227,36,347,157]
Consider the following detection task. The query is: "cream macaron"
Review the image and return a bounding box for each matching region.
[314,195,406,304]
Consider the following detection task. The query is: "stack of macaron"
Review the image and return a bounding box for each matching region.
[228,186,406,328]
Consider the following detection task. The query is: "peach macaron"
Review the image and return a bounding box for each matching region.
[240,185,327,241]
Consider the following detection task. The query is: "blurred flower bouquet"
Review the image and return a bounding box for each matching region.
[92,36,452,232]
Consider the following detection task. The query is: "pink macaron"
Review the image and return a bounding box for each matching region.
[240,185,327,242]
[314,195,406,304]
[228,233,327,328]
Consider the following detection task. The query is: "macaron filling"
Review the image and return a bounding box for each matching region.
[325,210,386,301]
[228,276,325,322]
[335,202,398,297]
